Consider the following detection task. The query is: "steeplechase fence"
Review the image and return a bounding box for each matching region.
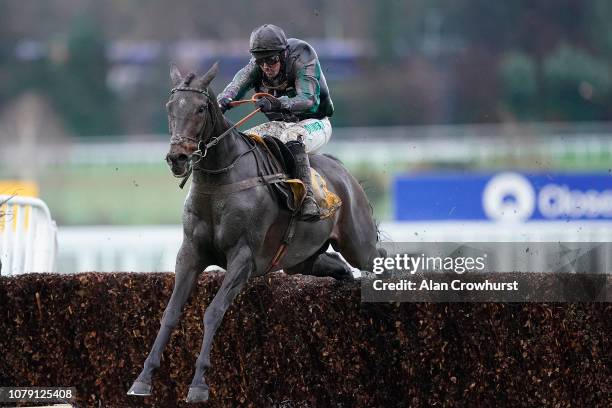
[0,273,609,407]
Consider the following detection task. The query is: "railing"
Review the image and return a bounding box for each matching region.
[56,225,181,273]
[55,221,612,273]
[0,195,57,275]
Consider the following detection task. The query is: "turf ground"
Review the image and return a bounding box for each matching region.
[38,163,189,225]
[31,162,390,225]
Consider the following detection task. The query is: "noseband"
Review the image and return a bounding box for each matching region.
[168,86,256,187]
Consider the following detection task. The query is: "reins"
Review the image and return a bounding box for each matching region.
[168,88,273,188]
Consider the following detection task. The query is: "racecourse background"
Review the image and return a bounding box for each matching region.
[55,221,612,273]
[2,122,611,273]
[1,122,611,224]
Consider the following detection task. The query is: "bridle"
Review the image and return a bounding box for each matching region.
[168,86,214,168]
[168,86,261,187]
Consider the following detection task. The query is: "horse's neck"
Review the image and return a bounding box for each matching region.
[192,128,255,185]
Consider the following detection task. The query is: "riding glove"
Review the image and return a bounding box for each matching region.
[218,96,233,113]
[255,95,282,113]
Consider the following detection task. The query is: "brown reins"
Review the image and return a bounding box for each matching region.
[170,90,274,188]
[198,92,275,155]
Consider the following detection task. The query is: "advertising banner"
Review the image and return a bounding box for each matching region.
[394,171,612,221]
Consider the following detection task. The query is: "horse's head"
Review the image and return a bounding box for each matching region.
[165,62,220,177]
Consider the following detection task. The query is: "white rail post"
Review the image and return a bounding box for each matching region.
[0,195,58,275]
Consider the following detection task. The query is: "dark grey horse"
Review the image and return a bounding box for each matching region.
[128,63,385,403]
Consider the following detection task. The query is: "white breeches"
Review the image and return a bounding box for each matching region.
[245,117,332,154]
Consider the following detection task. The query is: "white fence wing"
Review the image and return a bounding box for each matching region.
[0,195,57,275]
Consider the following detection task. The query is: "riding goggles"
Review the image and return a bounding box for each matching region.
[255,54,281,66]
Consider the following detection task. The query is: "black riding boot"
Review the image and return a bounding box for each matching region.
[286,140,320,221]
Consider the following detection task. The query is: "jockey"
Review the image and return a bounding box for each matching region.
[217,24,334,220]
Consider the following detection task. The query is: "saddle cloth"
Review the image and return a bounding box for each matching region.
[247,134,342,219]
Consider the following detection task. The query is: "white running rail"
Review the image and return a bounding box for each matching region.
[54,221,612,273]
[0,195,58,275]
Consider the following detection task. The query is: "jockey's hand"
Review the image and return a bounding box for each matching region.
[218,96,233,113]
[255,95,282,113]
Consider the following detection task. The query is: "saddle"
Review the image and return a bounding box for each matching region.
[247,134,342,219]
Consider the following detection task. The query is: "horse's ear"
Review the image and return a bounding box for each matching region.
[196,61,219,88]
[170,63,182,87]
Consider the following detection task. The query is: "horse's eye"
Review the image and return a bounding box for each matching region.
[197,105,206,113]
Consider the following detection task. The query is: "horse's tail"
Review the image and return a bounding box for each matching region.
[358,182,388,259]
[355,178,389,244]
[324,154,389,247]
[322,153,343,165]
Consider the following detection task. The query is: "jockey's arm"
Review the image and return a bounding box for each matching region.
[278,60,321,115]
[217,60,257,102]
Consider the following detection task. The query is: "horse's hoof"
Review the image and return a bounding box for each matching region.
[127,381,152,396]
[186,386,209,403]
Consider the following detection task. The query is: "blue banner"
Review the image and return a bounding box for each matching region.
[394,172,612,221]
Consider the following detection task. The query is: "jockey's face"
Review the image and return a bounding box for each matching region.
[256,54,282,79]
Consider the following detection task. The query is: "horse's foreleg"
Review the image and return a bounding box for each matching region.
[186,246,253,403]
[128,241,206,396]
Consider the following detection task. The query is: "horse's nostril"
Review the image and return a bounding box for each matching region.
[167,153,189,165]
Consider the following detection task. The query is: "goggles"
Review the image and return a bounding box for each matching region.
[255,54,281,66]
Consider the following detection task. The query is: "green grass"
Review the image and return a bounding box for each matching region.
[5,147,609,225]
[38,163,188,225]
[30,161,392,225]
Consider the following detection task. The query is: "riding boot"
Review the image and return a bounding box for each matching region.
[286,140,321,221]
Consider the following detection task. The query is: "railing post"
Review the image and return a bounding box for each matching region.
[0,195,57,275]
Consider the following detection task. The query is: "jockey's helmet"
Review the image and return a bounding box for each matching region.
[249,24,288,59]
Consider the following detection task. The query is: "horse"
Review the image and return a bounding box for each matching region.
[128,62,386,403]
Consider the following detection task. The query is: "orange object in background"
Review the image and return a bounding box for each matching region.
[0,181,39,197]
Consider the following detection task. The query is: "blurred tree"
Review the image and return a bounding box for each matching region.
[587,0,612,57]
[499,51,537,120]
[3,1,612,128]
[372,0,404,63]
[0,2,16,105]
[47,16,119,136]
[1,13,120,137]
[452,47,500,123]
[543,43,612,121]
[444,0,521,52]
[445,0,588,56]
